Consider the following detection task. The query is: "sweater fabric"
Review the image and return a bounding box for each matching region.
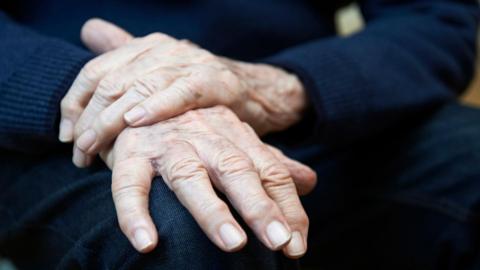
[0,0,478,152]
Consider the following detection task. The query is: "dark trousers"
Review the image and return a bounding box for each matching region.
[1,103,480,270]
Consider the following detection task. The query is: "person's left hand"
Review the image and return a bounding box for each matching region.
[59,19,308,167]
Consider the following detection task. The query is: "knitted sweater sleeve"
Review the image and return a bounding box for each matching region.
[0,11,92,153]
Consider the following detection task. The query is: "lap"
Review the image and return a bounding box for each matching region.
[277,103,480,270]
[0,153,291,270]
[1,102,479,269]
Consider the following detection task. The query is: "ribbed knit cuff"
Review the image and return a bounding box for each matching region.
[0,40,92,148]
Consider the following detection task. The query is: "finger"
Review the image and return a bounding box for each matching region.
[159,141,247,252]
[74,67,178,155]
[206,112,310,257]
[100,147,115,170]
[72,145,93,168]
[190,131,292,250]
[255,145,314,258]
[244,142,309,258]
[200,106,317,195]
[111,157,158,253]
[124,69,233,126]
[81,18,134,54]
[265,144,317,196]
[75,90,143,155]
[59,33,172,142]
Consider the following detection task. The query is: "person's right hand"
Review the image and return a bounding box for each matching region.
[101,106,317,258]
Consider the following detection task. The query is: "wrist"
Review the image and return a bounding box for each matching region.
[239,61,308,132]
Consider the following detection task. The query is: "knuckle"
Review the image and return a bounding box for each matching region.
[91,91,112,107]
[288,211,309,229]
[74,120,91,138]
[196,49,216,62]
[213,104,229,112]
[242,198,276,223]
[209,105,234,118]
[147,32,174,42]
[299,213,309,228]
[96,77,125,102]
[168,158,205,190]
[213,148,253,178]
[179,39,198,48]
[82,60,102,82]
[260,162,291,185]
[60,97,71,111]
[132,78,157,98]
[283,208,309,230]
[96,110,117,133]
[112,182,149,200]
[173,42,191,53]
[182,109,202,120]
[147,32,163,40]
[197,200,229,223]
[170,157,202,176]
[60,97,80,116]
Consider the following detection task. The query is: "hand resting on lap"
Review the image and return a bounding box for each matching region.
[58,19,317,258]
[100,106,316,258]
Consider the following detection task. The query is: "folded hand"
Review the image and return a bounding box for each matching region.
[59,19,308,167]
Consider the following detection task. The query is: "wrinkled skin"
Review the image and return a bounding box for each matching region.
[58,19,317,258]
[58,19,307,167]
[101,106,316,258]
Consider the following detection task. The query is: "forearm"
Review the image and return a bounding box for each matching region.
[264,0,479,143]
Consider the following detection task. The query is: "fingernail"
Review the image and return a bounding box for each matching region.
[59,119,73,142]
[285,231,305,257]
[72,147,87,168]
[219,223,245,250]
[266,221,291,249]
[76,129,97,152]
[134,228,154,251]
[124,107,146,125]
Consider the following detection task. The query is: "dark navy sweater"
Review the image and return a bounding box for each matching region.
[0,0,478,152]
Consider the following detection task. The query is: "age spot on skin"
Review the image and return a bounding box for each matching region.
[194,91,202,99]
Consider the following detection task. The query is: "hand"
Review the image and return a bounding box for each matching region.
[59,19,308,167]
[101,106,316,258]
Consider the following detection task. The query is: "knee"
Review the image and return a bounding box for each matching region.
[133,178,282,269]
[418,103,480,154]
[307,202,480,270]
[148,178,215,253]
[398,103,480,180]
[65,177,227,268]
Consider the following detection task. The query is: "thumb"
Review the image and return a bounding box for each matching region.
[81,18,134,54]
